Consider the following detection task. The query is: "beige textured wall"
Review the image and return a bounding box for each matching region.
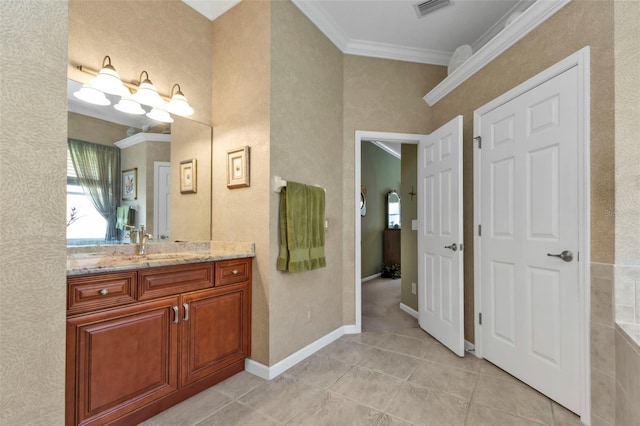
[269,0,344,364]
[171,117,212,241]
[614,0,640,265]
[342,56,447,323]
[68,112,129,146]
[68,0,213,125]
[211,1,272,364]
[430,0,615,342]
[0,1,67,424]
[401,144,419,311]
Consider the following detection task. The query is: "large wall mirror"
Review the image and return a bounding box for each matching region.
[67,79,212,246]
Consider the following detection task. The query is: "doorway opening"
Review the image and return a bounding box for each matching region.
[355,131,424,333]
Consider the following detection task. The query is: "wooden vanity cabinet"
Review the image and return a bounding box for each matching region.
[66,258,252,426]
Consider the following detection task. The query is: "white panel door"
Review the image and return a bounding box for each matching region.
[478,67,580,412]
[154,162,171,241]
[418,115,464,356]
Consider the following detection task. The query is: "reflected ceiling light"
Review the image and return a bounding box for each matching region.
[146,107,174,123]
[90,56,129,96]
[114,96,145,115]
[166,84,194,117]
[73,84,110,106]
[131,71,165,108]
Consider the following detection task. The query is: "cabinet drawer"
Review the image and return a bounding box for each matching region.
[67,271,137,315]
[138,263,214,301]
[215,258,251,286]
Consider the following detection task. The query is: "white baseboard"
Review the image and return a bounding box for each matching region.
[399,303,419,319]
[343,324,360,334]
[361,273,381,283]
[245,326,347,380]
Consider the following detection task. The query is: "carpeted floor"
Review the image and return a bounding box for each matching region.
[362,277,418,331]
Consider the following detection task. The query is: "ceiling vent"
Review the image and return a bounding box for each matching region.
[414,0,451,18]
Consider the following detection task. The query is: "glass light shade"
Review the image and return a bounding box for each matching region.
[91,67,129,96]
[146,107,174,123]
[166,92,194,117]
[131,81,165,108]
[73,84,110,106]
[114,97,145,115]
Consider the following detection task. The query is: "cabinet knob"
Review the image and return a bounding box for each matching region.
[99,288,109,296]
[231,269,239,275]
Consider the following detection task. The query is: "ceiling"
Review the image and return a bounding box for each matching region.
[183,0,534,65]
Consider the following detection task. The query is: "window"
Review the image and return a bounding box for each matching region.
[67,148,107,243]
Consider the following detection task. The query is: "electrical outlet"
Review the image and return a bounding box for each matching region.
[411,282,417,295]
[305,308,312,323]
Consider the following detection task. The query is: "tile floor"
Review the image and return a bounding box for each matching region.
[142,327,583,426]
[143,278,582,425]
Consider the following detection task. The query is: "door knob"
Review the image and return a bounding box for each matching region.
[444,243,458,252]
[547,250,573,262]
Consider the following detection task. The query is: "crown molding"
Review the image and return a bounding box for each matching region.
[114,132,171,149]
[424,0,572,106]
[345,40,450,65]
[292,0,350,51]
[292,0,450,65]
[181,0,241,21]
[371,141,402,159]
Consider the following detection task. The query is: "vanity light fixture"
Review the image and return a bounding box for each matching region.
[166,84,194,117]
[131,71,165,108]
[73,84,111,106]
[73,57,196,121]
[114,95,145,115]
[146,107,174,123]
[90,56,129,96]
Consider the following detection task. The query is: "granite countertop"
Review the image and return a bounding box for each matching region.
[67,241,255,276]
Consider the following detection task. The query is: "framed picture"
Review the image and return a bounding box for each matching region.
[180,159,197,194]
[227,146,250,189]
[122,168,137,200]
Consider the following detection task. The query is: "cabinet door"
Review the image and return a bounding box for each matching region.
[67,297,179,426]
[180,284,251,387]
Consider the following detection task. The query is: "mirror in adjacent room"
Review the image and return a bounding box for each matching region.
[66,79,212,246]
[387,190,401,229]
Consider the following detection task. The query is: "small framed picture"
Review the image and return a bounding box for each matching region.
[227,146,250,189]
[180,159,197,194]
[122,168,137,200]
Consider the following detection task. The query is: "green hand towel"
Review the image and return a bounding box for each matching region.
[276,181,326,273]
[307,185,326,270]
[115,205,130,230]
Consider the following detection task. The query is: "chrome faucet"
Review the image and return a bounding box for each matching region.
[125,225,153,255]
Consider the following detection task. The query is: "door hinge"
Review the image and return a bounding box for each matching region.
[478,224,482,236]
[474,136,481,149]
[459,243,464,252]
[479,313,483,325]
[577,251,580,261]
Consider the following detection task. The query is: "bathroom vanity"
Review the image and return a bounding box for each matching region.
[65,242,253,426]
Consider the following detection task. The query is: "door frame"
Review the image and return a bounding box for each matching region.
[473,47,591,422]
[354,131,425,333]
[154,161,171,240]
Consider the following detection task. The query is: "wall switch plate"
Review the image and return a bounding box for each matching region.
[411,220,418,230]
[411,282,417,294]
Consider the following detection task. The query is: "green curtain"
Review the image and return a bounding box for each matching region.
[68,139,121,241]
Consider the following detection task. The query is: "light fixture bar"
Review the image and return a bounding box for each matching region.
[75,64,172,102]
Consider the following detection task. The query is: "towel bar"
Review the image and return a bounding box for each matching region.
[273,176,326,193]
